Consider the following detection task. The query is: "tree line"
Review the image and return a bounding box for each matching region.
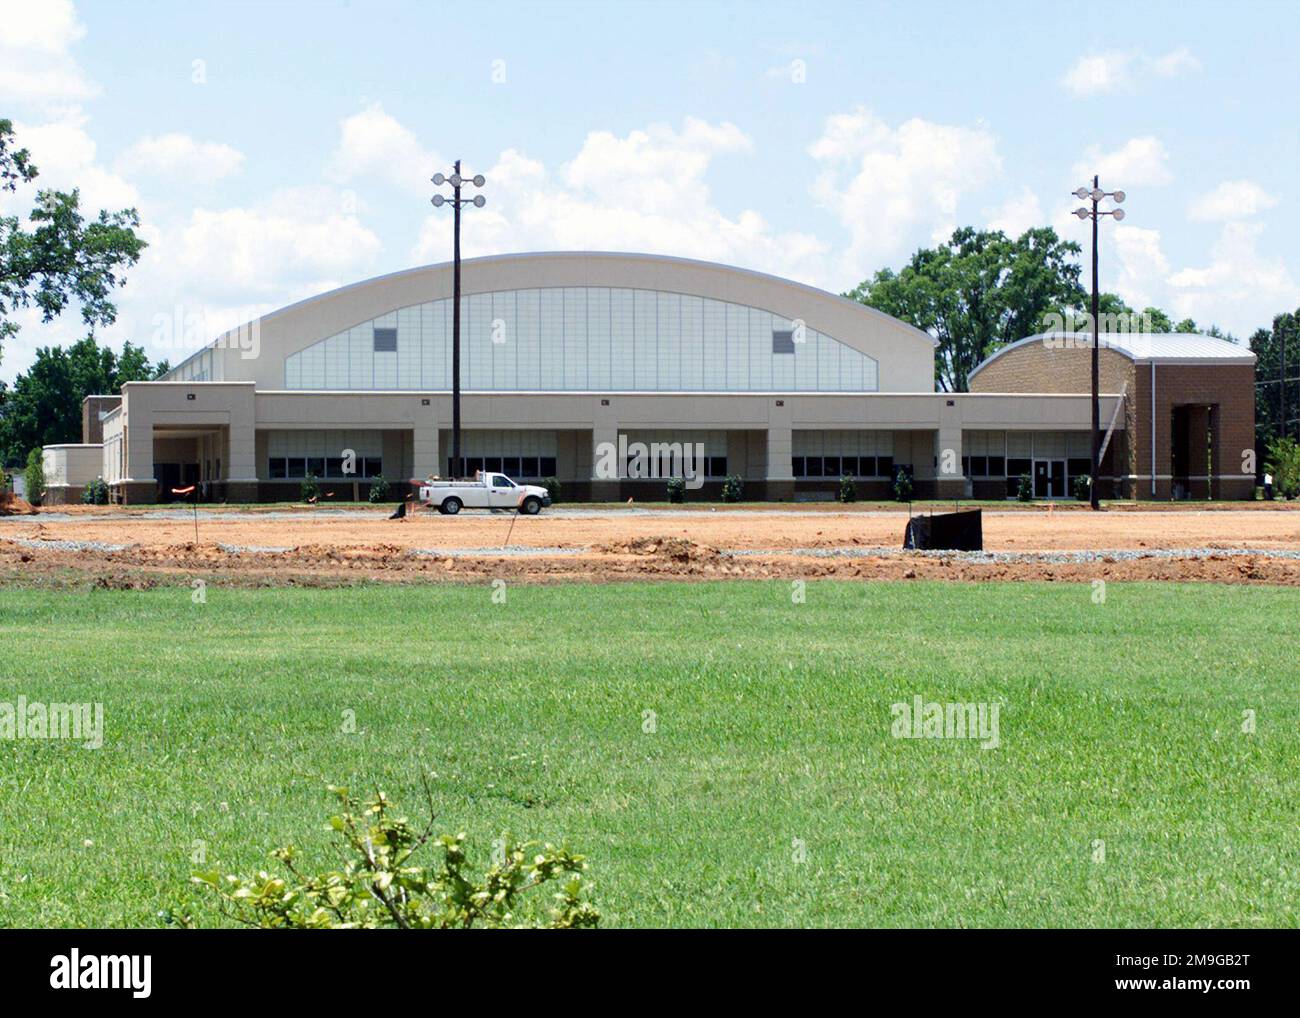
[846,225,1299,450]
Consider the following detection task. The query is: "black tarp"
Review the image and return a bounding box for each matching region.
[903,509,983,551]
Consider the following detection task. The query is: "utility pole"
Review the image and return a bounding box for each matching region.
[1073,180,1126,510]
[430,162,485,478]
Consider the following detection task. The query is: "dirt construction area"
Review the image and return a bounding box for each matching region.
[3,501,1300,587]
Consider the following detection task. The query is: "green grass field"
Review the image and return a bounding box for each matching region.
[0,580,1296,928]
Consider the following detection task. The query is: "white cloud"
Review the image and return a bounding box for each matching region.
[806,107,1002,279]
[411,117,826,285]
[1072,136,1172,188]
[985,186,1044,238]
[327,102,444,195]
[116,134,246,184]
[1166,221,1297,330]
[1111,225,1170,311]
[1150,48,1201,79]
[1188,179,1278,222]
[5,112,139,213]
[0,0,98,106]
[1102,220,1296,337]
[1062,47,1201,97]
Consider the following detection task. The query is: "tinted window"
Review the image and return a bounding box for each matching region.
[373,327,397,352]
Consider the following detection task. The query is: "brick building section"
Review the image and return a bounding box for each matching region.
[970,338,1255,500]
[81,395,122,445]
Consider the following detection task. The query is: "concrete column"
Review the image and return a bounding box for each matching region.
[591,400,619,501]
[935,400,965,499]
[766,399,793,501]
[412,398,439,480]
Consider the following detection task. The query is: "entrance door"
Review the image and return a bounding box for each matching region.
[1034,460,1066,498]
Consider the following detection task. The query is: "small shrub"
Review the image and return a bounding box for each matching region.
[1073,474,1091,502]
[1017,473,1033,503]
[178,782,598,929]
[300,473,320,502]
[1265,437,1300,499]
[892,469,912,503]
[721,474,744,503]
[541,477,561,503]
[82,476,109,505]
[666,477,685,503]
[838,475,857,503]
[24,448,43,507]
[367,475,390,503]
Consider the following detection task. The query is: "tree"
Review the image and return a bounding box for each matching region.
[1251,309,1300,448]
[0,119,146,364]
[0,336,162,466]
[847,227,1084,391]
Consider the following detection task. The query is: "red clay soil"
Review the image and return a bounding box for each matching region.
[2,504,1299,587]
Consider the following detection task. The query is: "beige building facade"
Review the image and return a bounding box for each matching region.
[44,252,1252,504]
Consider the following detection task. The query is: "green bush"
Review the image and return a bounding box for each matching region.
[1017,473,1033,503]
[838,475,857,503]
[892,469,912,502]
[24,448,43,506]
[1264,437,1300,499]
[721,474,744,503]
[1073,474,1091,502]
[81,476,109,505]
[666,477,685,503]
[300,473,320,502]
[178,783,598,929]
[367,475,390,503]
[541,477,561,503]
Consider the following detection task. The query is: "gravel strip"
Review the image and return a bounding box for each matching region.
[409,546,583,558]
[2,536,133,553]
[723,546,1300,563]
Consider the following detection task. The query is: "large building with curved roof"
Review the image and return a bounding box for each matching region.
[44,252,1255,503]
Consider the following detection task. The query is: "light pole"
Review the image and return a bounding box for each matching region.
[1073,178,1125,510]
[430,161,485,478]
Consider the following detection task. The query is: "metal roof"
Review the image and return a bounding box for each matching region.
[969,331,1256,381]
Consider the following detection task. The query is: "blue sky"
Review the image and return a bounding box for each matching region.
[2,0,1298,380]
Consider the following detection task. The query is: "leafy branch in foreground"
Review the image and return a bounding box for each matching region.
[180,780,598,928]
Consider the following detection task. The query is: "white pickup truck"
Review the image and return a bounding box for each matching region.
[418,472,552,515]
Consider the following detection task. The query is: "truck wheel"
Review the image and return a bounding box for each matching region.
[520,495,542,515]
[442,496,462,515]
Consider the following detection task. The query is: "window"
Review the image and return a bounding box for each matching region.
[288,457,308,478]
[1068,458,1091,480]
[362,457,383,478]
[491,475,514,488]
[707,456,727,478]
[484,456,502,473]
[792,456,805,477]
[373,327,397,353]
[988,456,1005,477]
[772,329,795,354]
[805,456,823,478]
[539,456,557,477]
[877,456,893,478]
[968,456,988,477]
[518,457,539,478]
[327,457,345,478]
[840,456,858,476]
[307,457,326,478]
[269,458,287,479]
